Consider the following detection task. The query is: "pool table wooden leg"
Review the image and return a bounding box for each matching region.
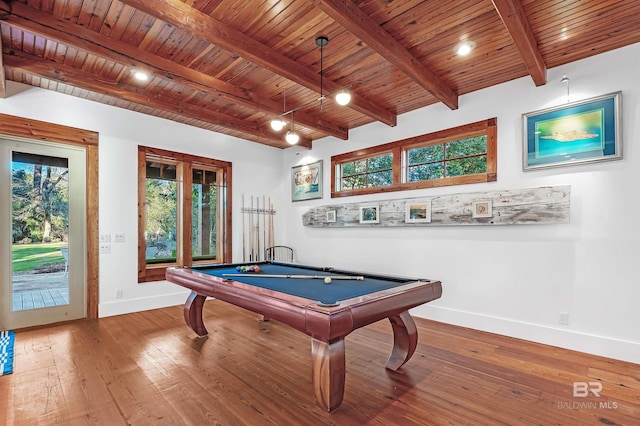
[385,310,418,370]
[184,291,208,337]
[311,338,346,411]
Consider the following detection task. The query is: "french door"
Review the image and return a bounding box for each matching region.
[0,138,86,329]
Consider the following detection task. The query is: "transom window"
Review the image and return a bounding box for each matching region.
[331,119,496,197]
[138,147,232,283]
[406,135,488,182]
[339,152,393,190]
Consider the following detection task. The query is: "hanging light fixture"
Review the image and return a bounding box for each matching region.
[270,36,351,142]
[270,83,288,131]
[285,111,299,145]
[335,89,351,106]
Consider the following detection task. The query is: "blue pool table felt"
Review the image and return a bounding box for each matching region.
[191,263,414,306]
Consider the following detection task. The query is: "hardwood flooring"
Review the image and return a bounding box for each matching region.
[1,301,638,425]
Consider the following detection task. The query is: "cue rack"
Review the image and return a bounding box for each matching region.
[241,194,276,262]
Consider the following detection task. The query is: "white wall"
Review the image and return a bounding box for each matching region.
[282,43,640,364]
[1,81,287,317]
[2,42,638,364]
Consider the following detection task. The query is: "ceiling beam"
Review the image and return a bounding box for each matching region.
[119,0,397,127]
[2,50,310,148]
[5,2,342,140]
[492,0,547,86]
[310,0,458,110]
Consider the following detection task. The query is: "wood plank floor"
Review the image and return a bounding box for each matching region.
[1,301,638,425]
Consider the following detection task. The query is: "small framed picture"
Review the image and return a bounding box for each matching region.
[326,210,336,223]
[405,201,431,223]
[472,200,493,218]
[291,160,323,202]
[359,205,379,224]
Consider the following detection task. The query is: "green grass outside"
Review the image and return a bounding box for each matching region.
[11,242,67,273]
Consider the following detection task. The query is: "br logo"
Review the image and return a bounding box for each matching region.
[573,382,602,397]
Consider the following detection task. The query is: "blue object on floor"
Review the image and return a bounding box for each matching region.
[0,330,15,376]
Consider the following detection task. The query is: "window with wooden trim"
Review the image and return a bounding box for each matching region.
[331,118,497,197]
[339,152,393,190]
[138,147,232,283]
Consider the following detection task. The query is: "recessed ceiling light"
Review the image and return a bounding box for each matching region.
[132,70,150,81]
[454,40,476,56]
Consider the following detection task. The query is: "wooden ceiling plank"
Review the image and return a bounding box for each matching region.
[5,2,346,139]
[491,0,547,86]
[2,49,309,148]
[310,0,458,110]
[118,0,396,127]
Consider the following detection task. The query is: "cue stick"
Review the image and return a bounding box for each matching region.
[268,197,272,249]
[241,194,246,262]
[269,199,274,248]
[263,195,266,259]
[249,196,254,261]
[255,196,260,260]
[222,273,365,280]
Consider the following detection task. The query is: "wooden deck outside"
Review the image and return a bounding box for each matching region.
[11,272,69,311]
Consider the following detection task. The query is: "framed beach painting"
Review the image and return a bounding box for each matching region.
[405,201,431,223]
[291,160,323,201]
[522,92,622,171]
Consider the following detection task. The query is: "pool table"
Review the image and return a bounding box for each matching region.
[165,261,442,411]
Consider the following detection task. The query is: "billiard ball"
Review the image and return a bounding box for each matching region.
[324,277,332,284]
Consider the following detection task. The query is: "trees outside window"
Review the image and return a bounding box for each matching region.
[331,118,497,197]
[138,147,231,283]
[12,153,69,244]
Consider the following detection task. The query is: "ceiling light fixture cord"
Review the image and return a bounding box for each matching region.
[561,74,570,103]
[317,36,329,112]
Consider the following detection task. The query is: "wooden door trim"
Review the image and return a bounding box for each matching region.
[0,113,99,319]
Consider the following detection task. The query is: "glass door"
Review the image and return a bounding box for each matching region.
[0,138,86,330]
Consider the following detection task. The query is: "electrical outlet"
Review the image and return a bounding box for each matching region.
[99,244,111,254]
[115,289,123,298]
[114,233,125,243]
[559,312,569,325]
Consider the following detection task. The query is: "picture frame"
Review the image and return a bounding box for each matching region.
[325,210,336,223]
[291,160,323,202]
[359,205,379,224]
[472,200,492,218]
[522,91,622,171]
[405,201,431,223]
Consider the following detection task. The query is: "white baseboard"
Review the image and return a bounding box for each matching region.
[412,305,640,365]
[99,290,190,318]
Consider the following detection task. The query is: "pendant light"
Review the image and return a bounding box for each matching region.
[271,83,287,131]
[285,112,299,145]
[270,36,351,143]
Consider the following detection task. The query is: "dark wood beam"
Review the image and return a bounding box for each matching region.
[6,2,342,140]
[492,0,547,86]
[310,0,458,110]
[119,0,397,127]
[2,50,311,148]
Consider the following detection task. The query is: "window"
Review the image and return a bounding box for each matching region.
[339,153,393,190]
[406,135,488,182]
[332,118,496,197]
[138,147,231,283]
